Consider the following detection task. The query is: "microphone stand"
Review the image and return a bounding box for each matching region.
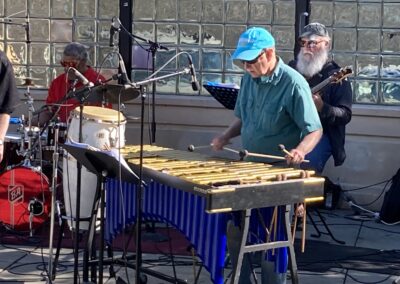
[69,86,93,284]
[127,68,190,284]
[128,33,169,144]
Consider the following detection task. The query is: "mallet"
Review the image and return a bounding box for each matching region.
[187,144,213,152]
[278,144,309,163]
[239,149,286,161]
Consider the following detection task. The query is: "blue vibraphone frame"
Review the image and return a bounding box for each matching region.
[105,179,290,284]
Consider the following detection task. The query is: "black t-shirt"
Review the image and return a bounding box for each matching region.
[0,51,19,114]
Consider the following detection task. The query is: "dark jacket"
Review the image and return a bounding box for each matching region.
[289,60,352,166]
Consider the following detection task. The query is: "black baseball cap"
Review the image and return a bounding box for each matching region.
[299,23,329,38]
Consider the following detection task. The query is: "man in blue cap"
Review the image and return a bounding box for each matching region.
[212,27,322,283]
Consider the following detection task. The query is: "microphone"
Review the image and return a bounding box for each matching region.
[118,53,131,85]
[25,14,30,44]
[187,55,199,91]
[109,16,121,47]
[69,67,94,87]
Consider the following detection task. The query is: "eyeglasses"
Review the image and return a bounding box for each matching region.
[60,60,80,68]
[241,51,265,65]
[299,40,326,48]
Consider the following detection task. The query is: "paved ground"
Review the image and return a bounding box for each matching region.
[0,209,399,284]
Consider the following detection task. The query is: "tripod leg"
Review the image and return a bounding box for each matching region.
[308,210,323,238]
[108,245,116,279]
[315,209,345,245]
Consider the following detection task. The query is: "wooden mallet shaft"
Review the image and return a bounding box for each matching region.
[278,144,310,163]
[239,149,286,161]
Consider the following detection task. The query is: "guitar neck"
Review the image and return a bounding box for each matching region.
[311,77,332,94]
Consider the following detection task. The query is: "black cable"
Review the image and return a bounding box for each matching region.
[343,179,391,192]
[352,179,391,207]
[345,273,392,284]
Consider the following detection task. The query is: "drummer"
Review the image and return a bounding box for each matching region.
[0,50,20,164]
[37,42,111,125]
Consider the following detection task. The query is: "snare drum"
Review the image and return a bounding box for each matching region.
[0,133,24,172]
[46,122,67,148]
[0,166,51,231]
[42,122,67,161]
[63,106,126,230]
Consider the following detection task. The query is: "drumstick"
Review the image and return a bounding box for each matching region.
[239,149,286,161]
[277,144,310,163]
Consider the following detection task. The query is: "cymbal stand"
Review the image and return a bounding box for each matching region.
[21,86,37,168]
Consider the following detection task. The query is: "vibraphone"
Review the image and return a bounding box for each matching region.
[105,145,324,284]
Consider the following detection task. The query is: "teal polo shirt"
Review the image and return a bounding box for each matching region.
[234,58,322,161]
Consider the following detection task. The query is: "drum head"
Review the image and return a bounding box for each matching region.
[0,167,51,232]
[72,106,126,123]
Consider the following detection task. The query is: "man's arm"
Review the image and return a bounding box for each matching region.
[289,129,323,164]
[0,113,10,162]
[212,117,242,150]
[319,80,352,125]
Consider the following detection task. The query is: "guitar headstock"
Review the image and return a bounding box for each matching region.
[331,66,353,84]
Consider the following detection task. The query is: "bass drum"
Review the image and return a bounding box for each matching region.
[0,167,51,231]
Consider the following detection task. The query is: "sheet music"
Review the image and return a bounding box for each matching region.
[203,81,239,110]
[205,81,240,89]
[64,140,135,176]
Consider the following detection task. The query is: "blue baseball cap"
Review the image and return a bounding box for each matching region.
[231,27,275,63]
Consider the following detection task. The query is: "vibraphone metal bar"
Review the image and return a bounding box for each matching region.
[121,145,324,213]
[106,145,324,284]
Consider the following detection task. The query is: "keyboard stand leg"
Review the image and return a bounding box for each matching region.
[285,205,299,284]
[230,206,299,284]
[231,209,251,284]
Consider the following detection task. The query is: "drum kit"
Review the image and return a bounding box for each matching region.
[0,76,132,237]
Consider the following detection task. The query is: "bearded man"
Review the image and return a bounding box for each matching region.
[289,23,353,174]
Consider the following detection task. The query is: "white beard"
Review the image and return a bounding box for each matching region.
[296,48,329,78]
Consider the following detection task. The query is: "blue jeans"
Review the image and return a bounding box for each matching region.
[302,134,332,174]
[227,220,287,284]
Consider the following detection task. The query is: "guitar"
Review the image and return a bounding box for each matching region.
[311,66,353,94]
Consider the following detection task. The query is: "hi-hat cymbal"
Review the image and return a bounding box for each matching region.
[16,76,40,87]
[84,84,140,104]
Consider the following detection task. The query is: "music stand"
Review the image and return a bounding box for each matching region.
[62,143,140,283]
[203,83,239,110]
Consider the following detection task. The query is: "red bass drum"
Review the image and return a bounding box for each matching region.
[0,167,51,232]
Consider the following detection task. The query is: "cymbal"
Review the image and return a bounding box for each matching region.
[86,84,140,104]
[16,76,40,87]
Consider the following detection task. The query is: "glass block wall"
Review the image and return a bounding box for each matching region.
[0,0,119,88]
[5,1,399,105]
[310,0,400,105]
[131,0,296,95]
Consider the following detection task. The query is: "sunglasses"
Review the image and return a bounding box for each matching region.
[60,60,80,68]
[299,40,326,48]
[241,51,265,65]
